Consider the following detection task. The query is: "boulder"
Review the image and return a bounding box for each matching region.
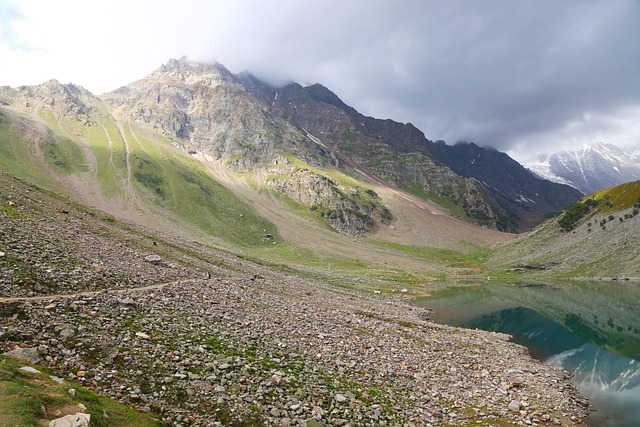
[118,297,136,308]
[59,328,75,340]
[4,347,41,364]
[49,413,90,427]
[334,393,348,403]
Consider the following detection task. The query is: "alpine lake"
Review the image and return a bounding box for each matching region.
[415,280,640,427]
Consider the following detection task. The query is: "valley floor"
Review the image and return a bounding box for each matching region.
[0,172,590,426]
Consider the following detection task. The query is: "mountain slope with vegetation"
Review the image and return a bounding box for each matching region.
[1,58,581,241]
[489,180,640,279]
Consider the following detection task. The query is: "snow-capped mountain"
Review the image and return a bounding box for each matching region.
[526,142,640,195]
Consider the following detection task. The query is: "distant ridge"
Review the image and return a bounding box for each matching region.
[430,141,583,231]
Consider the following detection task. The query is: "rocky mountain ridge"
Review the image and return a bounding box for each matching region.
[101,59,514,232]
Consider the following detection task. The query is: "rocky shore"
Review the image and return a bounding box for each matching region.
[1,173,590,426]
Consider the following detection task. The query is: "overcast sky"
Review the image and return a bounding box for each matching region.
[2,0,640,162]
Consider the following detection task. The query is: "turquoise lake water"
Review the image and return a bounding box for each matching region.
[415,281,640,427]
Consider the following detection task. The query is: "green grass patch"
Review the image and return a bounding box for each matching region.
[0,355,162,426]
[41,134,88,174]
[124,125,280,247]
[0,111,63,190]
[85,122,125,197]
[370,240,489,266]
[403,183,468,219]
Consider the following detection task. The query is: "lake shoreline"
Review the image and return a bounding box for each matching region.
[418,280,640,427]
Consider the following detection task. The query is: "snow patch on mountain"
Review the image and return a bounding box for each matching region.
[524,142,640,195]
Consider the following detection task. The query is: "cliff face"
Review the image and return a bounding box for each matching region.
[268,166,392,237]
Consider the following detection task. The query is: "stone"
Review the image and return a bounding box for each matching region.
[48,412,90,427]
[144,254,162,264]
[312,405,324,418]
[20,366,42,374]
[0,251,5,257]
[118,297,136,308]
[60,328,75,339]
[4,347,41,364]
[334,393,348,403]
[68,388,76,398]
[50,375,65,384]
[508,400,521,413]
[135,332,150,339]
[509,375,525,387]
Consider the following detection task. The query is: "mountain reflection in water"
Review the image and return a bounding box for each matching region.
[416,281,640,427]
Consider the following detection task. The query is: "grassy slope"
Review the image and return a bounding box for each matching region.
[0,110,65,191]
[1,102,280,248]
[0,355,162,426]
[122,123,280,247]
[488,181,640,279]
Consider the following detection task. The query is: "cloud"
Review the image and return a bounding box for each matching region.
[1,0,640,160]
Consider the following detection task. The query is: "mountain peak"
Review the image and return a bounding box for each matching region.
[149,58,236,86]
[525,141,640,194]
[303,83,358,116]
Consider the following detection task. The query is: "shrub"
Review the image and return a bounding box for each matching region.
[558,200,594,231]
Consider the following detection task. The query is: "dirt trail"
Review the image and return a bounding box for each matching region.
[97,122,120,179]
[0,279,197,304]
[114,118,146,211]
